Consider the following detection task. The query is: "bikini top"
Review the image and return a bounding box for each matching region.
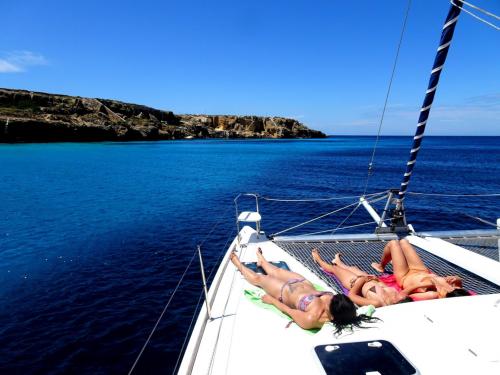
[297,292,333,312]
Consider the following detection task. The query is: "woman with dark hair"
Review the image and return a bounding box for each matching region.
[371,239,469,300]
[230,249,376,333]
[311,249,411,307]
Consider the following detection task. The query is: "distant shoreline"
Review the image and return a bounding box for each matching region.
[326,135,500,137]
[0,88,326,143]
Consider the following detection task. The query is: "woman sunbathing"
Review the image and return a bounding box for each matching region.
[230,248,376,333]
[371,239,469,300]
[311,249,410,307]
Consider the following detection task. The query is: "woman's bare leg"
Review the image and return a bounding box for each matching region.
[312,249,367,276]
[256,248,304,281]
[311,248,335,273]
[333,253,368,276]
[399,239,428,271]
[371,240,410,283]
[230,252,283,298]
[312,249,359,290]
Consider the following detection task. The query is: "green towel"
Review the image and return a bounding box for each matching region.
[243,287,327,334]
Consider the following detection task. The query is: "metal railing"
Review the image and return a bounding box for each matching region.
[234,193,261,248]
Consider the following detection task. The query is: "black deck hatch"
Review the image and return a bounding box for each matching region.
[314,340,418,375]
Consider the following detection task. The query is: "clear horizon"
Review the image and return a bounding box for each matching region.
[1,0,498,135]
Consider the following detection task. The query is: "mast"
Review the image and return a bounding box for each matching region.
[388,1,464,230]
[377,1,464,233]
[398,1,463,201]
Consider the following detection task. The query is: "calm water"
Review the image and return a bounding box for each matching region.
[1,137,499,374]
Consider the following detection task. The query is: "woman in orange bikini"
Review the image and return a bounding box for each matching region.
[230,248,376,333]
[311,249,410,307]
[371,239,469,300]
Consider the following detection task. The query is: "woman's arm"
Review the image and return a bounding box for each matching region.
[261,294,320,329]
[445,275,463,288]
[348,277,381,307]
[407,291,439,301]
[347,292,381,307]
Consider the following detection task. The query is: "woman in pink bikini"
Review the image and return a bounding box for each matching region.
[371,239,469,300]
[311,249,411,307]
[230,249,376,333]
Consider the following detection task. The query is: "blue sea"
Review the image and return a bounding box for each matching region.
[0,136,499,374]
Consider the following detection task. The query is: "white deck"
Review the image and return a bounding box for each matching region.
[179,226,500,375]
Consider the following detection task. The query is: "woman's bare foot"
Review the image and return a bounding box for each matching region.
[332,253,341,265]
[230,251,243,271]
[371,262,385,273]
[311,248,321,263]
[256,248,264,267]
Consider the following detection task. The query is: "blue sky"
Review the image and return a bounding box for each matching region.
[1,0,498,135]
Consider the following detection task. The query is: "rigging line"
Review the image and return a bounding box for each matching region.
[128,249,198,375]
[299,193,389,237]
[460,0,500,20]
[171,290,204,375]
[172,229,235,375]
[464,214,499,228]
[271,200,361,237]
[451,1,500,30]
[302,193,388,236]
[362,0,413,196]
[260,190,388,202]
[208,244,244,375]
[330,203,362,235]
[302,218,392,236]
[365,194,392,205]
[198,204,234,247]
[408,191,500,197]
[272,192,389,237]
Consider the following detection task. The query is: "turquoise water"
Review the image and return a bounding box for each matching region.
[0,137,499,373]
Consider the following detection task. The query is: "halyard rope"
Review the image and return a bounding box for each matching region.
[362,0,412,196]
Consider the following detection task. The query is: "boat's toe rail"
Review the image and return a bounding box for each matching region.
[273,238,500,296]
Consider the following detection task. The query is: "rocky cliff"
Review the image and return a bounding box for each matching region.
[0,88,325,142]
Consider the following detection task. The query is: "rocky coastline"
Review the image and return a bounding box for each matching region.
[0,88,326,142]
